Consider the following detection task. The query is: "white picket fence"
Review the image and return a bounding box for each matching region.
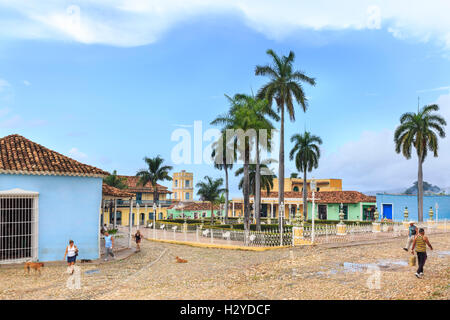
[121,219,450,248]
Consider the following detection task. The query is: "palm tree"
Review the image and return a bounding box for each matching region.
[211,131,235,224]
[235,161,276,196]
[104,170,128,189]
[289,132,322,220]
[211,94,277,232]
[256,49,316,226]
[196,176,226,224]
[394,104,446,221]
[136,155,173,205]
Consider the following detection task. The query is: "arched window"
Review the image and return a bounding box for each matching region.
[293,186,299,192]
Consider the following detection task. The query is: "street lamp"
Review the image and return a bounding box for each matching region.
[310,178,316,243]
[153,202,157,239]
[136,202,140,230]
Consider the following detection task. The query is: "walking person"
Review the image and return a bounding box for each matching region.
[104,231,115,261]
[101,224,108,235]
[411,228,433,278]
[63,240,78,274]
[134,230,142,252]
[403,222,417,251]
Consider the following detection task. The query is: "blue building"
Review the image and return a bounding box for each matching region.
[0,134,108,263]
[376,193,450,221]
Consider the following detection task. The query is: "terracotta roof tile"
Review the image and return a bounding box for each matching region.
[102,183,134,198]
[118,175,172,194]
[0,134,108,177]
[171,202,220,211]
[258,190,376,204]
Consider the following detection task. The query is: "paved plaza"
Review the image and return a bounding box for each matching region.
[0,234,449,300]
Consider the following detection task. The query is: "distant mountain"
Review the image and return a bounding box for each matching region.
[404,181,442,195]
[364,188,405,196]
[364,182,447,196]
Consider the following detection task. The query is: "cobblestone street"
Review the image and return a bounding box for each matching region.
[0,234,449,300]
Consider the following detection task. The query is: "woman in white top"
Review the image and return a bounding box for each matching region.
[63,240,78,267]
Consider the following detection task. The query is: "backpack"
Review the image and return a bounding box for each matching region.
[410,226,416,236]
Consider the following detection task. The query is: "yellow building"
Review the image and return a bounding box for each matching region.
[272,178,342,193]
[101,176,172,226]
[227,178,342,218]
[172,170,194,201]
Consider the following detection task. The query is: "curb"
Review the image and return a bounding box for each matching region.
[146,238,290,251]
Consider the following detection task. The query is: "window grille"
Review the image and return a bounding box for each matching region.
[0,189,39,264]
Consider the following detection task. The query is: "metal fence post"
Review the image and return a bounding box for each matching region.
[210,228,214,243]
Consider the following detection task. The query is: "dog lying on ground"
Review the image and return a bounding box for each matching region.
[175,256,187,263]
[24,262,44,275]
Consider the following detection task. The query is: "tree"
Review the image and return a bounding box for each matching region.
[136,155,173,205]
[290,173,298,179]
[394,104,446,221]
[196,176,226,224]
[211,94,277,231]
[256,49,316,226]
[104,170,128,189]
[210,131,235,224]
[289,132,322,220]
[235,161,276,197]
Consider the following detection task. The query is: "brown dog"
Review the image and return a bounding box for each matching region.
[24,262,44,275]
[175,256,187,263]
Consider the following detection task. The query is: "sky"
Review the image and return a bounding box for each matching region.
[0,1,449,198]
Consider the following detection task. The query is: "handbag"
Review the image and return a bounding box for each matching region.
[408,255,416,267]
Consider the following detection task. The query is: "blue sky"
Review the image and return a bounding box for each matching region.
[1,1,450,198]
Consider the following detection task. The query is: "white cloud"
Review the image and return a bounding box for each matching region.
[23,80,31,86]
[0,1,450,50]
[0,114,22,128]
[0,79,10,90]
[68,147,88,160]
[314,90,450,191]
[417,86,450,93]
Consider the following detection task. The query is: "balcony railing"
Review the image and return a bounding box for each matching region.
[107,199,172,207]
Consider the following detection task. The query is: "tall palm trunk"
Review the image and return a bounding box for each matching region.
[303,168,307,221]
[210,202,214,224]
[224,166,229,224]
[243,143,251,232]
[417,155,424,222]
[278,103,285,229]
[255,135,261,231]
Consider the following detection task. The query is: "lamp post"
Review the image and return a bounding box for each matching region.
[310,178,316,243]
[128,197,133,248]
[435,202,439,222]
[153,203,157,239]
[136,202,140,230]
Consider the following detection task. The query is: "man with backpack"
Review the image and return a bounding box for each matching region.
[403,222,417,251]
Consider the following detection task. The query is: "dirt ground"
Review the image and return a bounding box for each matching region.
[0,234,448,300]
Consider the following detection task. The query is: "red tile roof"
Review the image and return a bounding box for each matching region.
[171,201,220,211]
[257,191,376,204]
[0,134,108,177]
[119,175,172,194]
[102,183,134,198]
